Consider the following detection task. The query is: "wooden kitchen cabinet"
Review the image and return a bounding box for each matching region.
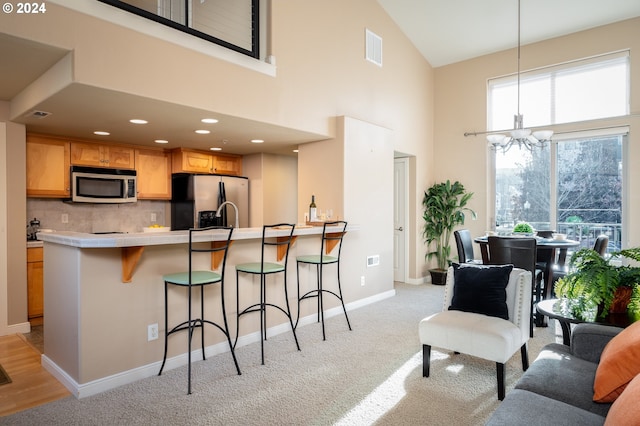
[26,134,71,198]
[27,247,44,323]
[172,148,242,175]
[135,148,171,199]
[71,142,135,169]
[213,153,243,175]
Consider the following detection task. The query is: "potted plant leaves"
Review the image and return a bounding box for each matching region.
[554,247,640,321]
[422,180,476,285]
[513,221,534,235]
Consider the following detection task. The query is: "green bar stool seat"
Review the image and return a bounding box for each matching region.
[158,226,241,394]
[296,220,351,340]
[235,223,300,365]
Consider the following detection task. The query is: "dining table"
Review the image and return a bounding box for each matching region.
[474,235,580,326]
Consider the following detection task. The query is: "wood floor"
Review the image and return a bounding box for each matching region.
[0,333,70,417]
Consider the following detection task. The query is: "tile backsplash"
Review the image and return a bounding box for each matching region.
[27,199,169,234]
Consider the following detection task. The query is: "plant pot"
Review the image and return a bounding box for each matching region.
[429,269,447,286]
[610,286,633,313]
[597,286,634,319]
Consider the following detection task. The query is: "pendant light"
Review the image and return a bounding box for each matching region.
[487,0,553,152]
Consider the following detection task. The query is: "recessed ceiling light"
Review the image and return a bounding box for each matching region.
[201,118,219,124]
[94,131,110,136]
[210,147,222,151]
[155,139,169,144]
[293,149,299,153]
[251,139,264,144]
[195,130,210,134]
[129,119,148,124]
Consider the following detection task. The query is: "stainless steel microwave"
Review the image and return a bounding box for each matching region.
[71,166,137,203]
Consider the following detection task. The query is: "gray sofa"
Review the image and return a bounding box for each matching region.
[486,323,621,426]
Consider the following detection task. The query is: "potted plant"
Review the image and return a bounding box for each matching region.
[422,180,476,285]
[512,221,534,235]
[554,247,640,321]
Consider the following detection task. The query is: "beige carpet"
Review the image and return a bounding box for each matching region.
[3,283,561,425]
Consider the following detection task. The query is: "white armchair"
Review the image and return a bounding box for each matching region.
[418,265,532,400]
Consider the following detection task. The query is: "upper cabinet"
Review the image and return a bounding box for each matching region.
[71,142,135,169]
[26,135,71,198]
[135,149,171,200]
[213,153,243,175]
[26,135,243,200]
[172,148,242,175]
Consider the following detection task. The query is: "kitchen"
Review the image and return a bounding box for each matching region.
[2,0,419,398]
[21,115,392,398]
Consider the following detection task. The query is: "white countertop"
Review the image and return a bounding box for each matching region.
[36,224,358,248]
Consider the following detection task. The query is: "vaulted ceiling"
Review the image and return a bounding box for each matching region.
[2,1,639,155]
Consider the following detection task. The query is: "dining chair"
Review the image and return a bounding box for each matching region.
[486,236,539,337]
[454,229,482,264]
[550,235,609,295]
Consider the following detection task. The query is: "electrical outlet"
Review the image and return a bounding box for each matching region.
[61,213,69,224]
[361,276,365,286]
[148,323,158,341]
[150,213,157,222]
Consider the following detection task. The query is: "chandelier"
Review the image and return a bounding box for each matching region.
[485,0,553,152]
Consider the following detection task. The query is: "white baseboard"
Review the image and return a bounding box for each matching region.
[0,321,32,336]
[42,288,397,399]
[402,276,428,285]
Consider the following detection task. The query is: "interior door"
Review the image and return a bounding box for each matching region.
[394,158,408,282]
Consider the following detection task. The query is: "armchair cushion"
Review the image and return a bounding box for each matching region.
[448,263,513,320]
[593,319,640,402]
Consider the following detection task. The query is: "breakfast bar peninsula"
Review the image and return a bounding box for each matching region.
[37,224,365,398]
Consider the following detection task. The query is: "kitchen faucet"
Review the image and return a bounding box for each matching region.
[216,201,240,228]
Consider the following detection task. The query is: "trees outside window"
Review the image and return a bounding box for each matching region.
[495,135,623,252]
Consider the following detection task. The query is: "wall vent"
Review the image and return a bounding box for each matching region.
[367,255,380,267]
[365,29,382,67]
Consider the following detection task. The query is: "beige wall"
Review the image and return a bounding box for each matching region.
[244,152,298,226]
[434,17,640,257]
[1,102,28,330]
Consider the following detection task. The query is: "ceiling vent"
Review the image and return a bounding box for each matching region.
[365,29,383,67]
[28,110,52,119]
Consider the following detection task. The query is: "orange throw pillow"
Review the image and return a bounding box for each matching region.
[593,320,640,402]
[604,373,640,426]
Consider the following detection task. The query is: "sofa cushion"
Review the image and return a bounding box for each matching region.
[604,373,640,426]
[593,319,640,402]
[448,263,513,320]
[486,389,605,426]
[515,343,611,417]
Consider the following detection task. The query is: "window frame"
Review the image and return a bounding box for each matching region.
[98,0,260,59]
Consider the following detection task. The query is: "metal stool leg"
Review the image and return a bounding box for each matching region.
[158,281,170,375]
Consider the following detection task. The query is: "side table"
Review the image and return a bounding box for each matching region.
[536,298,632,345]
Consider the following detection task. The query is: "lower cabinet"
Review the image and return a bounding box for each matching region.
[27,247,44,324]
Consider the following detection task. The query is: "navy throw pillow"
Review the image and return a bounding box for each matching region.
[448,263,513,320]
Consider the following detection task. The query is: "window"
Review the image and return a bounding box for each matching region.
[99,0,259,58]
[490,52,630,253]
[488,51,629,130]
[495,132,625,253]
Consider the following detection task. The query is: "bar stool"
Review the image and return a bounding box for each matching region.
[296,220,351,340]
[158,226,241,394]
[235,223,300,365]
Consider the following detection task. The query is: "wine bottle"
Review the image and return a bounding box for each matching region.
[309,195,317,222]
